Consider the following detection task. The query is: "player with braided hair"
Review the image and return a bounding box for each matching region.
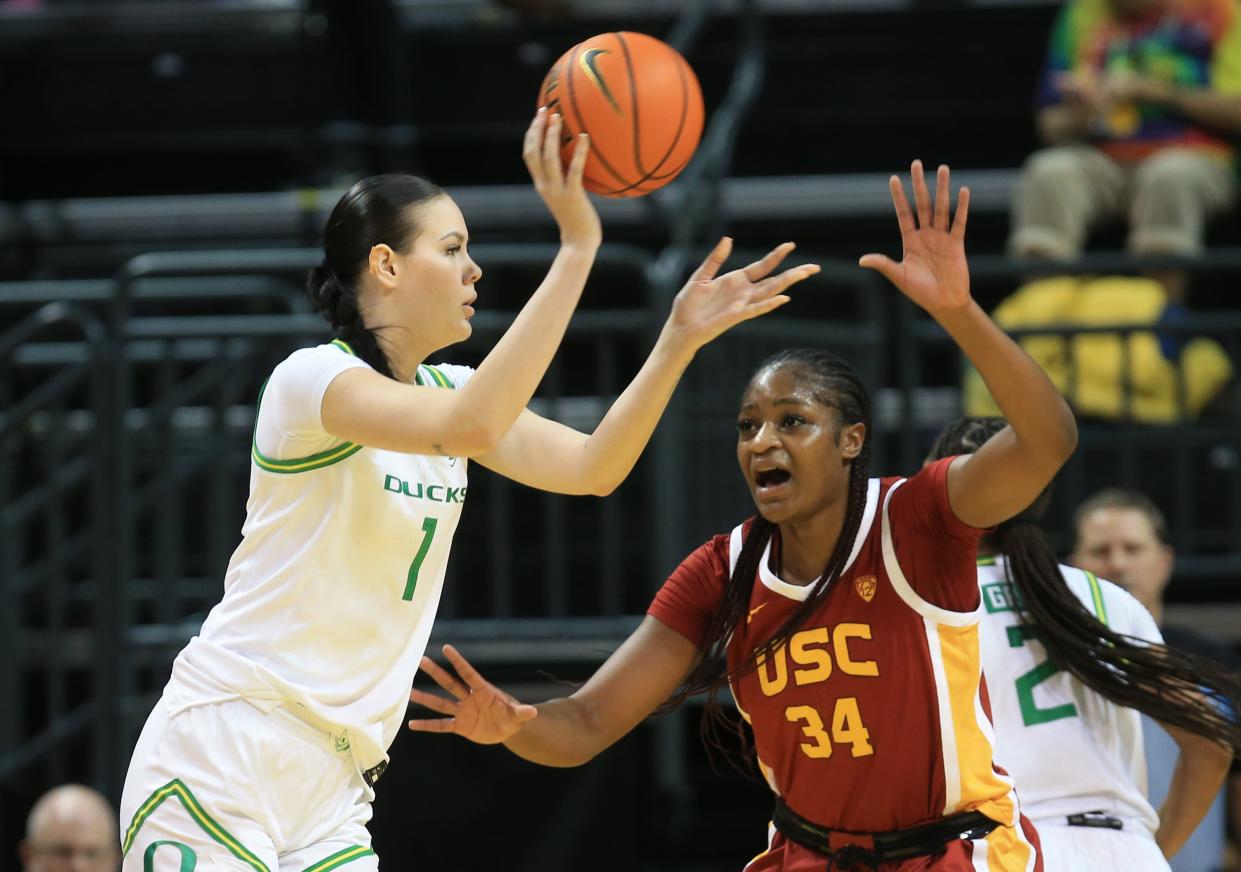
[117,109,820,871]
[927,416,1238,871]
[409,160,1078,871]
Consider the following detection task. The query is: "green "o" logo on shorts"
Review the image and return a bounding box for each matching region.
[144,840,197,872]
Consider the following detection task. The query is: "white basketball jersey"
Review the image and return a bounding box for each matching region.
[168,340,472,771]
[977,556,1163,835]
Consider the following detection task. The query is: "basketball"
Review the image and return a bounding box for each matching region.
[536,32,705,198]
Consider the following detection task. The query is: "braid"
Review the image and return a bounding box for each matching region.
[659,350,873,773]
[306,263,395,379]
[933,416,1241,750]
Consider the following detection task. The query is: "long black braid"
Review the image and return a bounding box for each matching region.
[660,350,873,768]
[929,416,1241,749]
[306,174,445,378]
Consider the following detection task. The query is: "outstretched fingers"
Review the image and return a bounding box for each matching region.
[689,237,734,283]
[911,160,932,229]
[743,242,796,282]
[408,686,457,716]
[442,644,492,693]
[754,263,820,298]
[933,164,951,230]
[888,174,916,236]
[857,253,901,287]
[419,654,470,700]
[952,186,971,240]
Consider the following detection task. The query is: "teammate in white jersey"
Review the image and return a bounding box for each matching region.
[927,417,1239,870]
[118,109,821,871]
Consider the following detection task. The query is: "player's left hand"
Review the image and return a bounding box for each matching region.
[859,160,971,317]
[663,238,820,353]
[408,644,537,744]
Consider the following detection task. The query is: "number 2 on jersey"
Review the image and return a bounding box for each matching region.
[402,516,438,601]
[1007,624,1077,726]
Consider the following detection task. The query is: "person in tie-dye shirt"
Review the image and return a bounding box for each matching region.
[1010,0,1241,305]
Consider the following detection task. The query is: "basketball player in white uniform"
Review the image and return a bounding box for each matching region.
[928,416,1237,872]
[119,109,820,871]
[976,556,1171,868]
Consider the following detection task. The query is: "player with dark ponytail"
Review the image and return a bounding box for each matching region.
[928,415,1238,870]
[411,161,1079,871]
[119,110,820,871]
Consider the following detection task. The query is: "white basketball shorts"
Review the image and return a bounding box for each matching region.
[1036,822,1170,872]
[119,696,378,872]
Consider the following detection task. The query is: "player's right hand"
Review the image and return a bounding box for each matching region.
[524,108,602,249]
[408,644,538,744]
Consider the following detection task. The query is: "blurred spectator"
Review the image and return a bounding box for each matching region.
[1071,488,1241,872]
[18,784,119,872]
[1010,0,1241,308]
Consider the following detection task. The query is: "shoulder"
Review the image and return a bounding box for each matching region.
[270,342,371,388]
[1061,565,1162,642]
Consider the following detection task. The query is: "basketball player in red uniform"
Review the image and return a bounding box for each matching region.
[407,161,1076,870]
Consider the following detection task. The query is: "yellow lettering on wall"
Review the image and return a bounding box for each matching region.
[833,623,879,677]
[790,628,832,685]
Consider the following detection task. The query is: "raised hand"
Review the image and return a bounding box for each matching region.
[408,644,538,745]
[859,160,971,317]
[664,238,820,352]
[524,108,602,249]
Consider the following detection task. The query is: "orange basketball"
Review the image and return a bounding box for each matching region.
[537,32,705,198]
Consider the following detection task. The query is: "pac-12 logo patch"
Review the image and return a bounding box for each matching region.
[855,575,877,603]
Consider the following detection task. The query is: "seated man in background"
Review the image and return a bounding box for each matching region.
[1072,488,1241,872]
[19,784,118,872]
[1010,0,1241,306]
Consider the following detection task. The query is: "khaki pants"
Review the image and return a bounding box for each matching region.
[1009,144,1237,259]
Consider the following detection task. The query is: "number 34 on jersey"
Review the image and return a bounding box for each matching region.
[754,623,878,760]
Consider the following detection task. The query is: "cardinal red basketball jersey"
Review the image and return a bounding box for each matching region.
[648,459,1039,871]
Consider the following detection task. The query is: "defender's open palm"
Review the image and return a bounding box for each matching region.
[408,645,537,745]
[859,161,971,316]
[667,238,820,352]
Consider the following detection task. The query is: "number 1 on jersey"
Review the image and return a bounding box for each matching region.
[403,516,438,601]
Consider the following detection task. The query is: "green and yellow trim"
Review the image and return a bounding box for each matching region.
[976,555,998,567]
[121,779,268,872]
[1085,570,1109,626]
[415,364,454,389]
[303,845,376,872]
[250,338,364,473]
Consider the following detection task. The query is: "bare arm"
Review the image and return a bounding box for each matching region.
[1037,73,1107,145]
[475,241,820,495]
[1109,76,1241,136]
[1155,722,1233,858]
[321,111,601,459]
[860,161,1077,528]
[1038,103,1097,145]
[409,617,699,767]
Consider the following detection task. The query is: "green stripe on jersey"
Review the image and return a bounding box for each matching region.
[415,364,454,388]
[250,379,362,474]
[121,779,268,871]
[1085,571,1110,626]
[330,338,355,356]
[976,555,998,567]
[303,845,376,872]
